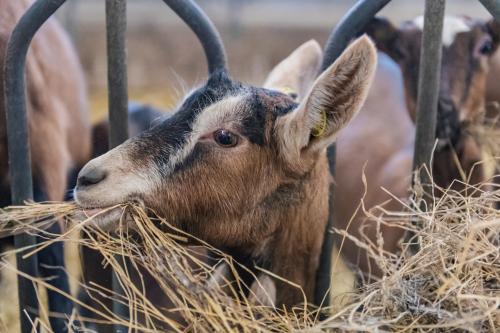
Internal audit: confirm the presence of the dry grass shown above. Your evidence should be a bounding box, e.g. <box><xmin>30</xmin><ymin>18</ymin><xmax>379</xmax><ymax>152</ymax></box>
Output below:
<box><xmin>331</xmin><ymin>177</ymin><xmax>499</xmax><ymax>331</ymax></box>
<box><xmin>0</xmin><ymin>178</ymin><xmax>499</xmax><ymax>332</ymax></box>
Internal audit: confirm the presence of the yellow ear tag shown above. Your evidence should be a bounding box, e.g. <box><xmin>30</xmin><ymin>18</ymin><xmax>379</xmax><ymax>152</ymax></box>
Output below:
<box><xmin>277</xmin><ymin>86</ymin><xmax>298</xmax><ymax>99</ymax></box>
<box><xmin>311</xmin><ymin>110</ymin><xmax>327</xmax><ymax>138</ymax></box>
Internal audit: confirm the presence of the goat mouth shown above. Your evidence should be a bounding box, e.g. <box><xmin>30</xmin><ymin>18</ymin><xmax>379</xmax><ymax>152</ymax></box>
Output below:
<box><xmin>76</xmin><ymin>205</ymin><xmax>131</xmax><ymax>231</ymax></box>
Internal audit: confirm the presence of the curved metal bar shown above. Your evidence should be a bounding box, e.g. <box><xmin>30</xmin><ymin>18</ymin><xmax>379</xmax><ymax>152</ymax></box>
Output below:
<box><xmin>162</xmin><ymin>0</ymin><xmax>228</xmax><ymax>74</ymax></box>
<box><xmin>4</xmin><ymin>1</ymin><xmax>67</xmax><ymax>332</ymax></box>
<box><xmin>315</xmin><ymin>0</ymin><xmax>391</xmax><ymax>308</ymax></box>
<box><xmin>479</xmin><ymin>0</ymin><xmax>500</xmax><ymax>21</ymax></box>
<box><xmin>320</xmin><ymin>0</ymin><xmax>391</xmax><ymax>71</ymax></box>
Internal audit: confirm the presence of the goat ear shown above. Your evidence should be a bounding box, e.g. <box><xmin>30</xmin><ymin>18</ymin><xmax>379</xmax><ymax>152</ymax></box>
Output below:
<box><xmin>277</xmin><ymin>36</ymin><xmax>377</xmax><ymax>157</ymax></box>
<box><xmin>264</xmin><ymin>40</ymin><xmax>323</xmax><ymax>101</ymax></box>
<box><xmin>364</xmin><ymin>17</ymin><xmax>404</xmax><ymax>61</ymax></box>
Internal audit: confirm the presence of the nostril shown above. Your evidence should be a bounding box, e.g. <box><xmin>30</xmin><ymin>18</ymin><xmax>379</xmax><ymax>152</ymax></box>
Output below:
<box><xmin>77</xmin><ymin>167</ymin><xmax>107</xmax><ymax>187</ymax></box>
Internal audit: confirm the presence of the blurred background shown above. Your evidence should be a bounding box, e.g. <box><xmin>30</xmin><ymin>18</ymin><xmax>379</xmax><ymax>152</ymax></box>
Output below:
<box><xmin>53</xmin><ymin>0</ymin><xmax>493</xmax><ymax>122</ymax></box>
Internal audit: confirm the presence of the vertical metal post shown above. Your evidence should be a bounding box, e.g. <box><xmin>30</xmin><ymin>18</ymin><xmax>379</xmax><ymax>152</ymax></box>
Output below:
<box><xmin>4</xmin><ymin>1</ymin><xmax>67</xmax><ymax>332</ymax></box>
<box><xmin>106</xmin><ymin>0</ymin><xmax>129</xmax><ymax>148</ymax></box>
<box><xmin>314</xmin><ymin>0</ymin><xmax>391</xmax><ymax>308</ymax></box>
<box><xmin>412</xmin><ymin>1</ymin><xmax>446</xmax><ymax>191</ymax></box>
<box><xmin>410</xmin><ymin>0</ymin><xmax>446</xmax><ymax>249</ymax></box>
<box><xmin>412</xmin><ymin>0</ymin><xmax>446</xmax><ymax>179</ymax></box>
<box><xmin>106</xmin><ymin>0</ymin><xmax>129</xmax><ymax>331</ymax></box>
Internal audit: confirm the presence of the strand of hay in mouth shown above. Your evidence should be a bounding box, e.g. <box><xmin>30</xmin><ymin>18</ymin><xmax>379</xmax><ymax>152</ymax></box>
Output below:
<box><xmin>1</xmin><ymin>182</ymin><xmax>499</xmax><ymax>332</ymax></box>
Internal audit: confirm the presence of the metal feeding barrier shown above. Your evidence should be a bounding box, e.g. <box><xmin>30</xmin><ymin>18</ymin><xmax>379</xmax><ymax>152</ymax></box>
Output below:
<box><xmin>3</xmin><ymin>0</ymin><xmax>500</xmax><ymax>332</ymax></box>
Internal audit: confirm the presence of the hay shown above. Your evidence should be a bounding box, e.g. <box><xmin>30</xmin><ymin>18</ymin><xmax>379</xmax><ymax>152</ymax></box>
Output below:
<box><xmin>0</xmin><ymin>182</ymin><xmax>499</xmax><ymax>332</ymax></box>
<box><xmin>328</xmin><ymin>179</ymin><xmax>500</xmax><ymax>332</ymax></box>
<box><xmin>0</xmin><ymin>202</ymin><xmax>76</xmax><ymax>239</ymax></box>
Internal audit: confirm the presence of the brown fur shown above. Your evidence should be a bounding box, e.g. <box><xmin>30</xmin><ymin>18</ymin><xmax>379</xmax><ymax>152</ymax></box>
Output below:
<box><xmin>0</xmin><ymin>0</ymin><xmax>90</xmax><ymax>202</ymax></box>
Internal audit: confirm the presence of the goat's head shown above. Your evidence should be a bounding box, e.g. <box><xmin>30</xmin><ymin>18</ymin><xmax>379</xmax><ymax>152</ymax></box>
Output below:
<box><xmin>365</xmin><ymin>16</ymin><xmax>500</xmax><ymax>189</ymax></box>
<box><xmin>74</xmin><ymin>36</ymin><xmax>377</xmax><ymax>248</ymax></box>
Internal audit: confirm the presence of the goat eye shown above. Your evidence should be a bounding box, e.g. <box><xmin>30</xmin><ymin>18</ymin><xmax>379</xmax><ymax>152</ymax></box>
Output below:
<box><xmin>213</xmin><ymin>129</ymin><xmax>238</xmax><ymax>147</ymax></box>
<box><xmin>479</xmin><ymin>40</ymin><xmax>494</xmax><ymax>55</ymax></box>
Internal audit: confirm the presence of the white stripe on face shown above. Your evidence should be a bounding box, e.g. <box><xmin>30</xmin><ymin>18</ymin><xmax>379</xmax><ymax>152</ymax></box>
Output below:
<box><xmin>164</xmin><ymin>95</ymin><xmax>246</xmax><ymax>173</ymax></box>
<box><xmin>73</xmin><ymin>147</ymin><xmax>157</xmax><ymax>208</ymax></box>
<box><xmin>413</xmin><ymin>15</ymin><xmax>470</xmax><ymax>47</ymax></box>
<box><xmin>74</xmin><ymin>95</ymin><xmax>247</xmax><ymax>209</ymax></box>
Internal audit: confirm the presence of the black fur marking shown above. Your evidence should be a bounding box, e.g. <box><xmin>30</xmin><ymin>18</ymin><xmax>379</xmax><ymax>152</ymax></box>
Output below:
<box><xmin>129</xmin><ymin>75</ymin><xmax>297</xmax><ymax>174</ymax></box>
<box><xmin>240</xmin><ymin>88</ymin><xmax>298</xmax><ymax>146</ymax></box>
<box><xmin>241</xmin><ymin>91</ymin><xmax>268</xmax><ymax>146</ymax></box>
<box><xmin>130</xmin><ymin>71</ymin><xmax>242</xmax><ymax>173</ymax></box>
<box><xmin>172</xmin><ymin>143</ymin><xmax>207</xmax><ymax>174</ymax></box>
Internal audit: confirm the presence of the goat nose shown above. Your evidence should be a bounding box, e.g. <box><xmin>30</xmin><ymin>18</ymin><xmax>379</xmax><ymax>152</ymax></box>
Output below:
<box><xmin>77</xmin><ymin>166</ymin><xmax>106</xmax><ymax>187</ymax></box>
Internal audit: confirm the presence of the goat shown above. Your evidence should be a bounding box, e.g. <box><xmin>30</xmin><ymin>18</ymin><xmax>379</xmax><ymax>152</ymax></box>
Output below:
<box><xmin>333</xmin><ymin>16</ymin><xmax>500</xmax><ymax>278</ymax></box>
<box><xmin>75</xmin><ymin>41</ymin><xmax>327</xmax><ymax>332</ymax></box>
<box><xmin>73</xmin><ymin>5</ymin><xmax>378</xmax><ymax>306</ymax></box>
<box><xmin>0</xmin><ymin>0</ymin><xmax>90</xmax><ymax>331</ymax></box>
<box><xmin>76</xmin><ymin>43</ymin><xmax>329</xmax><ymax>331</ymax></box>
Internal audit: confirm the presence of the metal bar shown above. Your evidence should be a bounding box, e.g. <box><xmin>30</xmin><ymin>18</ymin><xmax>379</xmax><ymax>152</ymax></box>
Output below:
<box><xmin>314</xmin><ymin>0</ymin><xmax>391</xmax><ymax>308</ymax></box>
<box><xmin>162</xmin><ymin>0</ymin><xmax>227</xmax><ymax>74</ymax></box>
<box><xmin>4</xmin><ymin>1</ymin><xmax>67</xmax><ymax>332</ymax></box>
<box><xmin>106</xmin><ymin>0</ymin><xmax>129</xmax><ymax>149</ymax></box>
<box><xmin>320</xmin><ymin>0</ymin><xmax>391</xmax><ymax>72</ymax></box>
<box><xmin>105</xmin><ymin>1</ymin><xmax>129</xmax><ymax>331</ymax></box>
<box><xmin>412</xmin><ymin>0</ymin><xmax>446</xmax><ymax>186</ymax></box>
<box><xmin>410</xmin><ymin>0</ymin><xmax>446</xmax><ymax>252</ymax></box>
<box><xmin>479</xmin><ymin>0</ymin><xmax>500</xmax><ymax>21</ymax></box>
<box><xmin>314</xmin><ymin>146</ymin><xmax>336</xmax><ymax>308</ymax></box>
